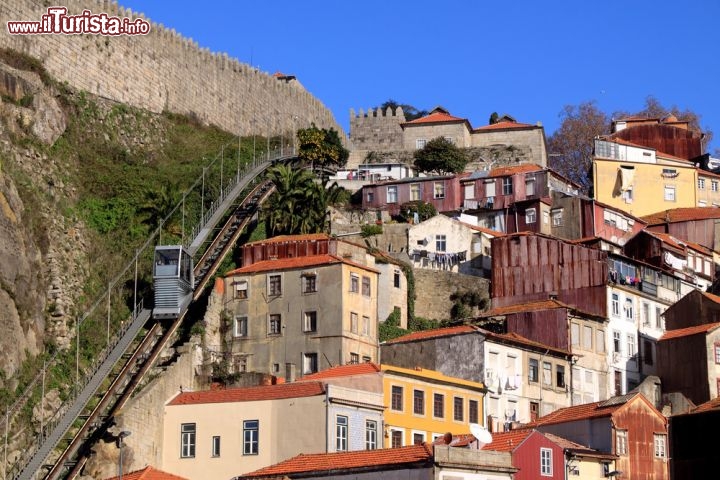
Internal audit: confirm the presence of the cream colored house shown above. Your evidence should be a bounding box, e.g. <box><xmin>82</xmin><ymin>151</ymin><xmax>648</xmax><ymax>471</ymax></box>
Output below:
<box><xmin>162</xmin><ymin>381</ymin><xmax>384</xmax><ymax>480</ymax></box>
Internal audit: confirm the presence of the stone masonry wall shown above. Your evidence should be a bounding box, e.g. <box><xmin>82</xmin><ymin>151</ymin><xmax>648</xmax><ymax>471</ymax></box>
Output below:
<box><xmin>413</xmin><ymin>269</ymin><xmax>489</xmax><ymax>321</ymax></box>
<box><xmin>349</xmin><ymin>106</ymin><xmax>405</xmax><ymax>151</ymax></box>
<box><xmin>0</xmin><ymin>0</ymin><xmax>344</xmax><ymax>139</ymax></box>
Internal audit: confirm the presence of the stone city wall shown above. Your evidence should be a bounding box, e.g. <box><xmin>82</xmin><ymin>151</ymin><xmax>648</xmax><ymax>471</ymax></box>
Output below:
<box><xmin>0</xmin><ymin>0</ymin><xmax>344</xmax><ymax>139</ymax></box>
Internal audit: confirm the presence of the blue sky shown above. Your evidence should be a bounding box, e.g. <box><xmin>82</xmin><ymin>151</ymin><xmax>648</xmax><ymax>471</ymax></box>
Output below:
<box><xmin>120</xmin><ymin>1</ymin><xmax>720</xmax><ymax>153</ymax></box>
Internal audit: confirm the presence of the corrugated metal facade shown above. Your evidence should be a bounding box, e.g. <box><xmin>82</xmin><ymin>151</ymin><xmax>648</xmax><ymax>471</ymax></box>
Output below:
<box><xmin>241</xmin><ymin>238</ymin><xmax>334</xmax><ymax>267</ymax></box>
<box><xmin>612</xmin><ymin>398</ymin><xmax>669</xmax><ymax>480</ymax></box>
<box><xmin>612</xmin><ymin>123</ymin><xmax>702</xmax><ymax>160</ymax></box>
<box><xmin>491</xmin><ymin>233</ymin><xmax>609</xmax><ymax>318</ymax></box>
<box><xmin>646</xmin><ymin>218</ymin><xmax>720</xmax><ymax>252</ymax></box>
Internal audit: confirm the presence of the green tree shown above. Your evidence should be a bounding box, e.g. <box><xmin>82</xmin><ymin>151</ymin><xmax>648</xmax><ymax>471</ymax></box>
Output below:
<box><xmin>296</xmin><ymin>124</ymin><xmax>349</xmax><ymax>180</ymax></box>
<box><xmin>397</xmin><ymin>200</ymin><xmax>437</xmax><ymax>223</ymax></box>
<box><xmin>377</xmin><ymin>99</ymin><xmax>428</xmax><ymax>121</ymax></box>
<box><xmin>137</xmin><ymin>180</ymin><xmax>183</xmax><ymax>236</ymax></box>
<box><xmin>413</xmin><ymin>136</ymin><xmax>469</xmax><ymax>175</ymax></box>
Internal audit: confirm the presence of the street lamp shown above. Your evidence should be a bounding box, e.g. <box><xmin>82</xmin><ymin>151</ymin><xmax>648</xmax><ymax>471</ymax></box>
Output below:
<box><xmin>117</xmin><ymin>430</ymin><xmax>131</xmax><ymax>480</ymax></box>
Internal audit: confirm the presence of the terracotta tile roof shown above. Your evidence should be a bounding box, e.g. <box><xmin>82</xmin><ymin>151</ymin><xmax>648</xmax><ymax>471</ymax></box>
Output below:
<box><xmin>488</xmin><ymin>164</ymin><xmax>544</xmax><ymax>178</ymax></box>
<box><xmin>527</xmin><ymin>394</ymin><xmax>638</xmax><ymax>427</ymax></box>
<box><xmin>104</xmin><ymin>466</ymin><xmax>189</xmax><ymax>480</ymax></box>
<box><xmin>483</xmin><ymin>430</ymin><xmax>534</xmax><ymax>452</ymax></box>
<box><xmin>225</xmin><ymin>254</ymin><xmax>379</xmax><ymax>276</ymax></box>
<box><xmin>697</xmin><ymin>169</ymin><xmax>720</xmax><ymax>179</ymax></box>
<box><xmin>641</xmin><ymin>207</ymin><xmax>720</xmax><ymax>225</ymax></box>
<box><xmin>474</xmin><ymin>121</ymin><xmax>536</xmax><ymax>131</ymax></box>
<box><xmin>480</xmin><ymin>299</ymin><xmax>571</xmax><ymax>316</ymax></box>
<box><xmin>658</xmin><ymin>322</ymin><xmax>720</xmax><ymax>341</ymax></box>
<box><xmin>383</xmin><ymin>325</ymin><xmax>477</xmax><ymax>345</ymax></box>
<box><xmin>167</xmin><ymin>381</ymin><xmax>326</xmax><ymax>406</ymax></box>
<box><xmin>689</xmin><ymin>395</ymin><xmax>720</xmax><ymax>413</ymax></box>
<box><xmin>244</xmin><ymin>233</ymin><xmax>331</xmax><ymax>246</ymax></box>
<box><xmin>239</xmin><ymin>444</ymin><xmax>433</xmax><ymax>478</ymax></box>
<box><xmin>701</xmin><ymin>291</ymin><xmax>720</xmax><ymax>305</ymax></box>
<box><xmin>403</xmin><ymin>111</ymin><xmax>467</xmax><ymax>125</ymax></box>
<box><xmin>298</xmin><ymin>362</ymin><xmax>381</xmax><ymax>380</ymax></box>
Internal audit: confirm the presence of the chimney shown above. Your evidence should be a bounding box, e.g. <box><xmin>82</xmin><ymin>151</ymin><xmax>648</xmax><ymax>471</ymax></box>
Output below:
<box><xmin>285</xmin><ymin>363</ymin><xmax>296</xmax><ymax>383</ymax></box>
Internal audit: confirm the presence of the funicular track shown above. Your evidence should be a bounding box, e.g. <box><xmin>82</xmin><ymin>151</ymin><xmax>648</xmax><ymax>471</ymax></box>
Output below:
<box><xmin>13</xmin><ymin>154</ymin><xmax>294</xmax><ymax>480</ymax></box>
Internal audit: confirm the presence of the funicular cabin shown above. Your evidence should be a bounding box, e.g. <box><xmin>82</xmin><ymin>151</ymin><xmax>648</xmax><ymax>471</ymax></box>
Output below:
<box><xmin>153</xmin><ymin>245</ymin><xmax>194</xmax><ymax>319</ymax></box>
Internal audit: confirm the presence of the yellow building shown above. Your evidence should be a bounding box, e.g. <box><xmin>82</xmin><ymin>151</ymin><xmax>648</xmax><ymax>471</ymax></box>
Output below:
<box><xmin>593</xmin><ymin>138</ymin><xmax>698</xmax><ymax>217</ymax></box>
<box><xmin>380</xmin><ymin>364</ymin><xmax>486</xmax><ymax>448</ymax></box>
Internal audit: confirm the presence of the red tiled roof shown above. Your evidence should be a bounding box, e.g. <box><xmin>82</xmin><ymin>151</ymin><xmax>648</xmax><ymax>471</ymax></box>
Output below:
<box><xmin>483</xmin><ymin>430</ymin><xmax>534</xmax><ymax>452</ymax></box>
<box><xmin>104</xmin><ymin>467</ymin><xmax>189</xmax><ymax>480</ymax></box>
<box><xmin>697</xmin><ymin>168</ymin><xmax>720</xmax><ymax>179</ymax></box>
<box><xmin>298</xmin><ymin>362</ymin><xmax>381</xmax><ymax>380</ymax></box>
<box><xmin>527</xmin><ymin>394</ymin><xmax>655</xmax><ymax>428</ymax></box>
<box><xmin>701</xmin><ymin>291</ymin><xmax>720</xmax><ymax>305</ymax></box>
<box><xmin>689</xmin><ymin>395</ymin><xmax>720</xmax><ymax>413</ymax></box>
<box><xmin>383</xmin><ymin>325</ymin><xmax>477</xmax><ymax>345</ymax></box>
<box><xmin>642</xmin><ymin>230</ymin><xmax>711</xmax><ymax>255</ymax></box>
<box><xmin>641</xmin><ymin>207</ymin><xmax>720</xmax><ymax>225</ymax></box>
<box><xmin>245</xmin><ymin>233</ymin><xmax>331</xmax><ymax>246</ymax></box>
<box><xmin>225</xmin><ymin>254</ymin><xmax>379</xmax><ymax>276</ymax></box>
<box><xmin>488</xmin><ymin>163</ymin><xmax>544</xmax><ymax>178</ymax></box>
<box><xmin>474</xmin><ymin>121</ymin><xmax>536</xmax><ymax>131</ymax></box>
<box><xmin>239</xmin><ymin>444</ymin><xmax>433</xmax><ymax>478</ymax></box>
<box><xmin>167</xmin><ymin>382</ymin><xmax>326</xmax><ymax>406</ymax></box>
<box><xmin>658</xmin><ymin>322</ymin><xmax>720</xmax><ymax>341</ymax></box>
<box><xmin>403</xmin><ymin>111</ymin><xmax>467</xmax><ymax>125</ymax></box>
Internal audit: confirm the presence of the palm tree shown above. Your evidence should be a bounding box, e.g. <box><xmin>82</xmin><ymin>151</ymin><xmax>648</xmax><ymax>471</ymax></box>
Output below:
<box><xmin>138</xmin><ymin>180</ymin><xmax>183</xmax><ymax>238</ymax></box>
<box><xmin>263</xmin><ymin>164</ymin><xmax>321</xmax><ymax>236</ymax></box>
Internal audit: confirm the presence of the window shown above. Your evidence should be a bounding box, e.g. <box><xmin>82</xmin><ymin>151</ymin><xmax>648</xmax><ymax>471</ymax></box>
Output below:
<box><xmin>350</xmin><ymin>312</ymin><xmax>358</xmax><ymax>333</ymax></box>
<box><xmin>336</xmin><ymin>415</ymin><xmax>348</xmax><ymax>451</ymax></box>
<box><xmin>644</xmin><ymin>339</ymin><xmax>654</xmax><ymax>365</ymax></box>
<box><xmin>529</xmin><ymin>358</ymin><xmax>539</xmax><ymax>382</ymax></box>
<box><xmin>391</xmin><ymin>430</ymin><xmax>403</xmax><ymax>448</ymax></box>
<box><xmin>525</xmin><ymin>177</ymin><xmax>536</xmax><ymax>196</ymax></box>
<box><xmin>622</xmin><ymin>187</ymin><xmax>633</xmax><ymax>203</ymax></box>
<box><xmin>487</xmin><ymin>214</ymin><xmax>497</xmax><ymax>230</ymax></box>
<box><xmin>664</xmin><ymin>185</ymin><xmax>676</xmax><ymax>202</ymax></box>
<box><xmin>362</xmin><ymin>276</ymin><xmax>371</xmax><ymax>296</ymax></box>
<box><xmin>366</xmin><ymin>190</ymin><xmax>374</xmax><ymax>203</ymax></box>
<box><xmin>365</xmin><ymin>420</ymin><xmax>377</xmax><ymax>450</ymax></box>
<box><xmin>616</xmin><ymin>429</ymin><xmax>628</xmax><ymax>455</ymax></box>
<box><xmin>303</xmin><ymin>353</ymin><xmax>318</xmax><ymax>374</ymax></box>
<box><xmin>699</xmin><ymin>178</ymin><xmax>706</xmax><ymax>189</ymax></box>
<box><xmin>212</xmin><ymin>436</ymin><xmax>221</xmax><ymax>457</ymax></box>
<box><xmin>362</xmin><ymin>315</ymin><xmax>370</xmax><ymax>335</ymax></box>
<box><xmin>570</xmin><ymin>323</ymin><xmax>580</xmax><ymax>346</ymax></box>
<box><xmin>410</xmin><ymin>183</ymin><xmax>421</xmax><ymax>201</ymax></box>
<box><xmin>582</xmin><ymin>325</ymin><xmax>593</xmax><ymax>350</ymax></box>
<box><xmin>596</xmin><ymin>329</ymin><xmax>606</xmax><ymax>353</ymax></box>
<box><xmin>611</xmin><ymin>293</ymin><xmax>620</xmax><ymax>316</ymax></box>
<box><xmin>350</xmin><ymin>274</ymin><xmax>359</xmax><ymax>293</ymax></box>
<box><xmin>541</xmin><ymin>448</ymin><xmax>553</xmax><ymax>476</ymax></box>
<box><xmin>469</xmin><ymin>400</ymin><xmax>479</xmax><ymax>424</ymax></box>
<box><xmin>363</xmin><ymin>355</ymin><xmax>371</xmax><ymax>363</ymax></box>
<box><xmin>243</xmin><ymin>420</ymin><xmax>259</xmax><ymax>455</ymax></box>
<box><xmin>268</xmin><ymin>274</ymin><xmax>282</xmax><ymax>296</ymax></box>
<box><xmin>387</xmin><ymin>185</ymin><xmax>398</xmax><ymax>203</ymax></box>
<box><xmin>269</xmin><ymin>314</ymin><xmax>282</xmax><ymax>335</ymax></box>
<box><xmin>413</xmin><ymin>390</ymin><xmax>425</xmax><ymax>415</ymax></box>
<box><xmin>654</xmin><ymin>433</ymin><xmax>667</xmax><ymax>458</ymax></box>
<box><xmin>662</xmin><ymin>168</ymin><xmax>677</xmax><ymax>177</ymax></box>
<box><xmin>434</xmin><ymin>182</ymin><xmax>446</xmax><ymax>199</ymax></box>
<box><xmin>642</xmin><ymin>302</ymin><xmax>650</xmax><ymax>326</ymax></box>
<box><xmin>350</xmin><ymin>352</ymin><xmax>359</xmax><ymax>364</ymax></box>
<box><xmin>391</xmin><ymin>385</ymin><xmax>403</xmax><ymax>411</ymax></box>
<box><xmin>627</xmin><ymin>334</ymin><xmax>636</xmax><ymax>358</ymax></box>
<box><xmin>624</xmin><ymin>298</ymin><xmax>633</xmax><ymax>321</ymax></box>
<box><xmin>551</xmin><ymin>209</ymin><xmax>563</xmax><ymax>226</ymax></box>
<box><xmin>543</xmin><ymin>211</ymin><xmax>549</xmax><ymax>224</ymax></box>
<box><xmin>234</xmin><ymin>281</ymin><xmax>248</xmax><ymax>299</ymax></box>
<box><xmin>543</xmin><ymin>362</ymin><xmax>552</xmax><ymax>386</ymax></box>
<box><xmin>394</xmin><ymin>270</ymin><xmax>401</xmax><ymax>288</ymax></box>
<box><xmin>556</xmin><ymin>365</ymin><xmax>566</xmax><ymax>388</ymax></box>
<box><xmin>453</xmin><ymin>397</ymin><xmax>464</xmax><ymax>421</ymax></box>
<box><xmin>273</xmin><ymin>363</ymin><xmax>280</xmax><ymax>373</ymax></box>
<box><xmin>715</xmin><ymin>344</ymin><xmax>720</xmax><ymax>364</ymax></box>
<box><xmin>413</xmin><ymin>432</ymin><xmax>425</xmax><ymax>445</ymax></box>
<box><xmin>302</xmin><ymin>274</ymin><xmax>317</xmax><ymax>293</ymax></box>
<box><xmin>433</xmin><ymin>393</ymin><xmax>444</xmax><ymax>418</ymax></box>
<box><xmin>502</xmin><ymin>177</ymin><xmax>513</xmax><ymax>195</ymax></box>
<box><xmin>416</xmin><ymin>138</ymin><xmax>427</xmax><ymax>149</ymax></box>
<box><xmin>436</xmin><ymin>234</ymin><xmax>447</xmax><ymax>252</ymax></box>
<box><xmin>303</xmin><ymin>311</ymin><xmax>317</xmax><ymax>333</ymax></box>
<box><xmin>713</xmin><ymin>180</ymin><xmax>718</xmax><ymax>192</ymax></box>
<box><xmin>181</xmin><ymin>423</ymin><xmax>196</xmax><ymax>458</ymax></box>
<box><xmin>464</xmin><ymin>182</ymin><xmax>475</xmax><ymax>199</ymax></box>
<box><xmin>525</xmin><ymin>208</ymin><xmax>537</xmax><ymax>224</ymax></box>
<box><xmin>232</xmin><ymin>314</ymin><xmax>249</xmax><ymax>337</ymax></box>
<box><xmin>613</xmin><ymin>331</ymin><xmax>621</xmax><ymax>353</ymax></box>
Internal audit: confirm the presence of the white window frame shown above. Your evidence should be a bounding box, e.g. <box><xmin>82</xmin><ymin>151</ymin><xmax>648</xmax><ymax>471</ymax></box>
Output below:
<box><xmin>234</xmin><ymin>316</ymin><xmax>248</xmax><ymax>337</ymax></box>
<box><xmin>616</xmin><ymin>429</ymin><xmax>628</xmax><ymax>456</ymax></box>
<box><xmin>303</xmin><ymin>311</ymin><xmax>317</xmax><ymax>333</ymax></box>
<box><xmin>212</xmin><ymin>435</ymin><xmax>221</xmax><ymax>457</ymax></box>
<box><xmin>416</xmin><ymin>138</ymin><xmax>427</xmax><ymax>149</ymax></box>
<box><xmin>525</xmin><ymin>208</ymin><xmax>537</xmax><ymax>224</ymax></box>
<box><xmin>654</xmin><ymin>434</ymin><xmax>667</xmax><ymax>458</ymax></box>
<box><xmin>243</xmin><ymin>420</ymin><xmax>259</xmax><ymax>455</ymax></box>
<box><xmin>234</xmin><ymin>280</ymin><xmax>248</xmax><ymax>299</ymax></box>
<box><xmin>664</xmin><ymin>185</ymin><xmax>676</xmax><ymax>202</ymax></box>
<box><xmin>436</xmin><ymin>234</ymin><xmax>447</xmax><ymax>252</ymax></box>
<box><xmin>551</xmin><ymin>209</ymin><xmax>563</xmax><ymax>226</ymax></box>
<box><xmin>268</xmin><ymin>314</ymin><xmax>282</xmax><ymax>335</ymax></box>
<box><xmin>540</xmin><ymin>447</ymin><xmax>553</xmax><ymax>476</ymax></box>
<box><xmin>181</xmin><ymin>423</ymin><xmax>196</xmax><ymax>458</ymax></box>
<box><xmin>303</xmin><ymin>352</ymin><xmax>318</xmax><ymax>374</ymax></box>
<box><xmin>410</xmin><ymin>183</ymin><xmax>421</xmax><ymax>201</ymax></box>
<box><xmin>434</xmin><ymin>182</ymin><xmax>446</xmax><ymax>199</ymax></box>
<box><xmin>502</xmin><ymin>177</ymin><xmax>513</xmax><ymax>195</ymax></box>
<box><xmin>365</xmin><ymin>419</ymin><xmax>377</xmax><ymax>450</ymax></box>
<box><xmin>611</xmin><ymin>293</ymin><xmax>620</xmax><ymax>316</ymax></box>
<box><xmin>268</xmin><ymin>274</ymin><xmax>282</xmax><ymax>297</ymax></box>
<box><xmin>699</xmin><ymin>178</ymin><xmax>706</xmax><ymax>189</ymax></box>
<box><xmin>336</xmin><ymin>415</ymin><xmax>348</xmax><ymax>451</ymax></box>
<box><xmin>464</xmin><ymin>182</ymin><xmax>475</xmax><ymax>199</ymax></box>
<box><xmin>387</xmin><ymin>185</ymin><xmax>398</xmax><ymax>203</ymax></box>
<box><xmin>713</xmin><ymin>180</ymin><xmax>718</xmax><ymax>192</ymax></box>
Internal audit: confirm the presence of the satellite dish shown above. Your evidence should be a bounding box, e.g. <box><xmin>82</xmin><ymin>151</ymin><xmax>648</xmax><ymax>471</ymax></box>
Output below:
<box><xmin>470</xmin><ymin>423</ymin><xmax>493</xmax><ymax>447</ymax></box>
